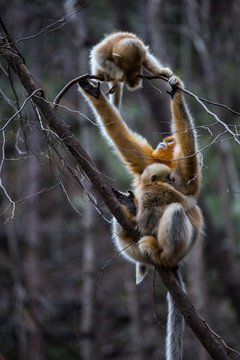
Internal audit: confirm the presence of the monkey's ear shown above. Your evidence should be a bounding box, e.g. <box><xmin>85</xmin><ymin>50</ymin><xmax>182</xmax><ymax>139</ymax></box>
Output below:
<box><xmin>112</xmin><ymin>52</ymin><xmax>123</xmax><ymax>58</ymax></box>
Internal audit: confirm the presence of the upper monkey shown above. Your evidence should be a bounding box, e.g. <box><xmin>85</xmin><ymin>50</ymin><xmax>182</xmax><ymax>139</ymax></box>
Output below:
<box><xmin>90</xmin><ymin>32</ymin><xmax>173</xmax><ymax>108</ymax></box>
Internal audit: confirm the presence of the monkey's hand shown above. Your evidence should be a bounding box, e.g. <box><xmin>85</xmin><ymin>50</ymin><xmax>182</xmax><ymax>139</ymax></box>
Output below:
<box><xmin>167</xmin><ymin>75</ymin><xmax>184</xmax><ymax>99</ymax></box>
<box><xmin>158</xmin><ymin>67</ymin><xmax>173</xmax><ymax>78</ymax></box>
<box><xmin>112</xmin><ymin>188</ymin><xmax>137</xmax><ymax>217</ymax></box>
<box><xmin>78</xmin><ymin>78</ymin><xmax>100</xmax><ymax>99</ymax></box>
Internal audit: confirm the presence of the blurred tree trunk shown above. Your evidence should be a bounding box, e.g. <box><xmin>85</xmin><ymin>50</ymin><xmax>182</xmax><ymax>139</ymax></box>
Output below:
<box><xmin>147</xmin><ymin>0</ymin><xmax>169</xmax><ymax>63</ymax></box>
<box><xmin>5</xmin><ymin>223</ymin><xmax>27</xmax><ymax>360</ymax></box>
<box><xmin>25</xmin><ymin>121</ymin><xmax>44</xmax><ymax>360</ymax></box>
<box><xmin>125</xmin><ymin>276</ymin><xmax>143</xmax><ymax>360</ymax></box>
<box><xmin>109</xmin><ymin>0</ymin><xmax>132</xmax><ymax>31</ymax></box>
<box><xmin>22</xmin><ymin>5</ymin><xmax>52</xmax><ymax>357</ymax></box>
<box><xmin>187</xmin><ymin>241</ymin><xmax>211</xmax><ymax>360</ymax></box>
<box><xmin>66</xmin><ymin>1</ymin><xmax>97</xmax><ymax>358</ymax></box>
<box><xmin>185</xmin><ymin>0</ymin><xmax>240</xmax><ymax>320</ymax></box>
<box><xmin>78</xmin><ymin>120</ymin><xmax>97</xmax><ymax>360</ymax></box>
<box><xmin>140</xmin><ymin>0</ymin><xmax>172</xmax><ymax>137</ymax></box>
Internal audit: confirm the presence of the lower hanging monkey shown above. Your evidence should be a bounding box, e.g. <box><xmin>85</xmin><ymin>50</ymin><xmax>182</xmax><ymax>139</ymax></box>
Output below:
<box><xmin>78</xmin><ymin>76</ymin><xmax>204</xmax><ymax>360</ymax></box>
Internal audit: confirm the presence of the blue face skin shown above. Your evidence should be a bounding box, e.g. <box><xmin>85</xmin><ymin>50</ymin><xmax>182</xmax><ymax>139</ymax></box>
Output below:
<box><xmin>156</xmin><ymin>138</ymin><xmax>175</xmax><ymax>150</ymax></box>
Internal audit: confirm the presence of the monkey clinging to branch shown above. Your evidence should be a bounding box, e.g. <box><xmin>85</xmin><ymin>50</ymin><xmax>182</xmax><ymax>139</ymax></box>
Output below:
<box><xmin>78</xmin><ymin>74</ymin><xmax>204</xmax><ymax>360</ymax></box>
<box><xmin>90</xmin><ymin>31</ymin><xmax>173</xmax><ymax>108</ymax></box>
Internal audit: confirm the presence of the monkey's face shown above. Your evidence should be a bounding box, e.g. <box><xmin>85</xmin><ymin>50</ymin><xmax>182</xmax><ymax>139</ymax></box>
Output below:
<box><xmin>152</xmin><ymin>136</ymin><xmax>176</xmax><ymax>165</ymax></box>
<box><xmin>141</xmin><ymin>163</ymin><xmax>173</xmax><ymax>186</ymax></box>
<box><xmin>124</xmin><ymin>66</ymin><xmax>142</xmax><ymax>87</ymax></box>
<box><xmin>123</xmin><ymin>73</ymin><xmax>141</xmax><ymax>89</ymax></box>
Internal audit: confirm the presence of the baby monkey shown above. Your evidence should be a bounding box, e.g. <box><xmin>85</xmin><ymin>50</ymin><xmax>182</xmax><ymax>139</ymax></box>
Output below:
<box><xmin>90</xmin><ymin>31</ymin><xmax>173</xmax><ymax>108</ymax></box>
<box><xmin>113</xmin><ymin>163</ymin><xmax>202</xmax><ymax>284</ymax></box>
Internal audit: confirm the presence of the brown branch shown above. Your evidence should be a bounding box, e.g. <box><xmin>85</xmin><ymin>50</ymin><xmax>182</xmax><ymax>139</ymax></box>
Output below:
<box><xmin>52</xmin><ymin>74</ymin><xmax>104</xmax><ymax>109</ymax></box>
<box><xmin>53</xmin><ymin>72</ymin><xmax>240</xmax><ymax>117</ymax></box>
<box><xmin>139</xmin><ymin>75</ymin><xmax>240</xmax><ymax>116</ymax></box>
<box><xmin>0</xmin><ymin>34</ymin><xmax>233</xmax><ymax>360</ymax></box>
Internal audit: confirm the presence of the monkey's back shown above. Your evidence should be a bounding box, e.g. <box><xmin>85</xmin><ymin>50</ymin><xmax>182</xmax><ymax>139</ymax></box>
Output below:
<box><xmin>93</xmin><ymin>32</ymin><xmax>139</xmax><ymax>60</ymax></box>
<box><xmin>136</xmin><ymin>184</ymin><xmax>186</xmax><ymax>237</ymax></box>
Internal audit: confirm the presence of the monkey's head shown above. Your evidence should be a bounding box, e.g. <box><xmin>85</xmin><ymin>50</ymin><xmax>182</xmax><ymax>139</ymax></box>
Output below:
<box><xmin>141</xmin><ymin>163</ymin><xmax>174</xmax><ymax>186</ymax></box>
<box><xmin>152</xmin><ymin>136</ymin><xmax>176</xmax><ymax>168</ymax></box>
<box><xmin>113</xmin><ymin>38</ymin><xmax>146</xmax><ymax>89</ymax></box>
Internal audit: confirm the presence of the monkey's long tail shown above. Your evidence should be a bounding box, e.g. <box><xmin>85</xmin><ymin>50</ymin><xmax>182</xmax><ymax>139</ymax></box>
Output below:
<box><xmin>165</xmin><ymin>268</ymin><xmax>185</xmax><ymax>360</ymax></box>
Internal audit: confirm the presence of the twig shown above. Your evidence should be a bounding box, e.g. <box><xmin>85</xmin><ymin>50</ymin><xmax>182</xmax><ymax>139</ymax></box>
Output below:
<box><xmin>200</xmin><ymin>316</ymin><xmax>240</xmax><ymax>357</ymax></box>
<box><xmin>0</xmin><ymin>88</ymin><xmax>43</xmax><ymax>131</ymax></box>
<box><xmin>138</xmin><ymin>74</ymin><xmax>240</xmax><ymax>116</ymax></box>
<box><xmin>52</xmin><ymin>74</ymin><xmax>104</xmax><ymax>109</ymax></box>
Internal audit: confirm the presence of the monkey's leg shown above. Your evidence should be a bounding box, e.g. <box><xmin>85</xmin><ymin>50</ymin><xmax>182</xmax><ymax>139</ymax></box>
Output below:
<box><xmin>108</xmin><ymin>81</ymin><xmax>123</xmax><ymax>109</ymax></box>
<box><xmin>138</xmin><ymin>235</ymin><xmax>164</xmax><ymax>264</ymax></box>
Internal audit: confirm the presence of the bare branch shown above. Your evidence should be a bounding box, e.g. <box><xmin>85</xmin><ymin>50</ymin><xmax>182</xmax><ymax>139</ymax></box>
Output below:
<box><xmin>52</xmin><ymin>74</ymin><xmax>104</xmax><ymax>109</ymax></box>
<box><xmin>0</xmin><ymin>3</ymin><xmax>88</xmax><ymax>46</ymax></box>
<box><xmin>0</xmin><ymin>130</ymin><xmax>16</xmax><ymax>221</ymax></box>
<box><xmin>0</xmin><ymin>88</ymin><xmax>42</xmax><ymax>132</ymax></box>
<box><xmin>53</xmin><ymin>73</ymin><xmax>240</xmax><ymax>145</ymax></box>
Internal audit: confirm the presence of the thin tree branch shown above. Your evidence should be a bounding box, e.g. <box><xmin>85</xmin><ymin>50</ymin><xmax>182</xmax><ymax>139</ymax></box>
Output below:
<box><xmin>0</xmin><ymin>34</ymin><xmax>233</xmax><ymax>360</ymax></box>
<box><xmin>53</xmin><ymin>73</ymin><xmax>240</xmax><ymax>117</ymax></box>
<box><xmin>52</xmin><ymin>74</ymin><xmax>104</xmax><ymax>109</ymax></box>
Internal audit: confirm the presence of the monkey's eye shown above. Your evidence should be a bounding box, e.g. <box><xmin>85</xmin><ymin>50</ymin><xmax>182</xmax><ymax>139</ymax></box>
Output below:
<box><xmin>165</xmin><ymin>138</ymin><xmax>175</xmax><ymax>145</ymax></box>
<box><xmin>151</xmin><ymin>175</ymin><xmax>157</xmax><ymax>182</ymax></box>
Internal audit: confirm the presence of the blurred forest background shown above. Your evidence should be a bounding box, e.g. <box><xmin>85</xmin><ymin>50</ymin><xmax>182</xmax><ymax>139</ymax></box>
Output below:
<box><xmin>0</xmin><ymin>0</ymin><xmax>240</xmax><ymax>359</ymax></box>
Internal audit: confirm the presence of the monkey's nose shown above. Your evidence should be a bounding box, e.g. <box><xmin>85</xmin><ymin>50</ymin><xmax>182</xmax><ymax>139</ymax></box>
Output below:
<box><xmin>157</xmin><ymin>142</ymin><xmax>167</xmax><ymax>149</ymax></box>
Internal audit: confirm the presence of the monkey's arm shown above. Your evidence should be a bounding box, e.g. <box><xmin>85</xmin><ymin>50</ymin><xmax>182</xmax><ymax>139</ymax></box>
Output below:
<box><xmin>142</xmin><ymin>52</ymin><xmax>173</xmax><ymax>78</ymax></box>
<box><xmin>78</xmin><ymin>79</ymin><xmax>154</xmax><ymax>174</ymax></box>
<box><xmin>169</xmin><ymin>77</ymin><xmax>200</xmax><ymax>196</ymax></box>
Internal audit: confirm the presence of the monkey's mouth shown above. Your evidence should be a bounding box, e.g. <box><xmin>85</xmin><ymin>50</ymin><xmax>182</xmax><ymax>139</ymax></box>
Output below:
<box><xmin>128</xmin><ymin>78</ymin><xmax>138</xmax><ymax>86</ymax></box>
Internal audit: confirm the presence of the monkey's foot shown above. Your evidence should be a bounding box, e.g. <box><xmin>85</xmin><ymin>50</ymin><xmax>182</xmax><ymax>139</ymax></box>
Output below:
<box><xmin>138</xmin><ymin>236</ymin><xmax>163</xmax><ymax>264</ymax></box>
<box><xmin>78</xmin><ymin>78</ymin><xmax>100</xmax><ymax>99</ymax></box>
<box><xmin>167</xmin><ymin>75</ymin><xmax>183</xmax><ymax>98</ymax></box>
<box><xmin>157</xmin><ymin>251</ymin><xmax>178</xmax><ymax>268</ymax></box>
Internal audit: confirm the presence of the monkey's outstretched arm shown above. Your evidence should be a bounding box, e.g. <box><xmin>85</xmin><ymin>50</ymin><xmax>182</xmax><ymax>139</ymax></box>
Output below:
<box><xmin>142</xmin><ymin>52</ymin><xmax>173</xmax><ymax>78</ymax></box>
<box><xmin>169</xmin><ymin>76</ymin><xmax>200</xmax><ymax>196</ymax></box>
<box><xmin>78</xmin><ymin>79</ymin><xmax>154</xmax><ymax>174</ymax></box>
